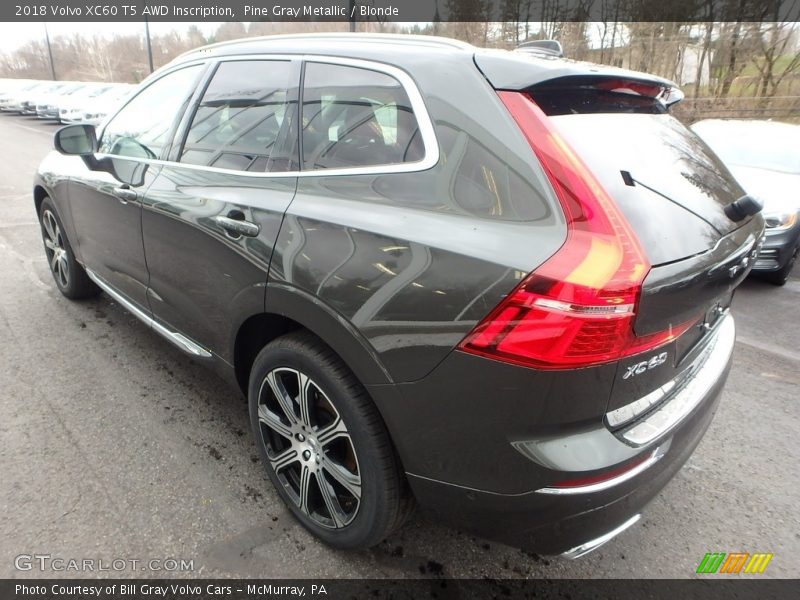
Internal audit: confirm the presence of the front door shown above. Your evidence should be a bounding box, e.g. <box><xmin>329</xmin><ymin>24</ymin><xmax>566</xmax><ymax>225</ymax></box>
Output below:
<box><xmin>68</xmin><ymin>64</ymin><xmax>206</xmax><ymax>308</ymax></box>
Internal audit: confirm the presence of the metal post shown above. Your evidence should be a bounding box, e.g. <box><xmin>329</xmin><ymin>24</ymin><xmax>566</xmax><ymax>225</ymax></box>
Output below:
<box><xmin>44</xmin><ymin>22</ymin><xmax>57</xmax><ymax>80</ymax></box>
<box><xmin>144</xmin><ymin>18</ymin><xmax>154</xmax><ymax>73</ymax></box>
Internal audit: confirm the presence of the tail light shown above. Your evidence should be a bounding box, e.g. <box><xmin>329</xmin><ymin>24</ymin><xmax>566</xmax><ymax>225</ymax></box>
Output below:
<box><xmin>458</xmin><ymin>91</ymin><xmax>694</xmax><ymax>369</ymax></box>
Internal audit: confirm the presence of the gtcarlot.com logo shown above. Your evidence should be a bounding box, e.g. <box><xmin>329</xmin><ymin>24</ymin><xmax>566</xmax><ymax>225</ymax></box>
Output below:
<box><xmin>14</xmin><ymin>554</ymin><xmax>194</xmax><ymax>572</ymax></box>
<box><xmin>696</xmin><ymin>552</ymin><xmax>773</xmax><ymax>574</ymax></box>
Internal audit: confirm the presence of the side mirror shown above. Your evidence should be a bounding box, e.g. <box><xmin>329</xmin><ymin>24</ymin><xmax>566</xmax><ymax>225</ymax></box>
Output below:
<box><xmin>54</xmin><ymin>124</ymin><xmax>97</xmax><ymax>156</ymax></box>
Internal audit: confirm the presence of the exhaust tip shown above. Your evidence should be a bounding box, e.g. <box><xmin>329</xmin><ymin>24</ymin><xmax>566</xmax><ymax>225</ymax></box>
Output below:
<box><xmin>559</xmin><ymin>514</ymin><xmax>641</xmax><ymax>560</ymax></box>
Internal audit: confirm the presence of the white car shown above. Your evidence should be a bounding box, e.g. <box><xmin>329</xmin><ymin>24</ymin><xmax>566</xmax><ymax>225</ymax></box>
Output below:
<box><xmin>57</xmin><ymin>83</ymin><xmax>116</xmax><ymax>123</ymax></box>
<box><xmin>0</xmin><ymin>79</ymin><xmax>38</xmax><ymax>111</ymax></box>
<box><xmin>3</xmin><ymin>81</ymin><xmax>47</xmax><ymax>112</ymax></box>
<box><xmin>692</xmin><ymin>119</ymin><xmax>800</xmax><ymax>285</ymax></box>
<box><xmin>66</xmin><ymin>84</ymin><xmax>134</xmax><ymax>125</ymax></box>
<box><xmin>36</xmin><ymin>82</ymin><xmax>86</xmax><ymax>119</ymax></box>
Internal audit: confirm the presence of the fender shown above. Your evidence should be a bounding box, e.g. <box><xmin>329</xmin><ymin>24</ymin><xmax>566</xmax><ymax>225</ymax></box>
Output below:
<box><xmin>33</xmin><ymin>161</ymin><xmax>82</xmax><ymax>264</ymax></box>
<box><xmin>264</xmin><ymin>282</ymin><xmax>393</xmax><ymax>386</ymax></box>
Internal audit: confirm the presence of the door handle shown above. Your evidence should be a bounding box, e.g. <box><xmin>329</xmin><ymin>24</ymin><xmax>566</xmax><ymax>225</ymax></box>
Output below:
<box><xmin>111</xmin><ymin>186</ymin><xmax>138</xmax><ymax>203</ymax></box>
<box><xmin>214</xmin><ymin>215</ymin><xmax>260</xmax><ymax>238</ymax></box>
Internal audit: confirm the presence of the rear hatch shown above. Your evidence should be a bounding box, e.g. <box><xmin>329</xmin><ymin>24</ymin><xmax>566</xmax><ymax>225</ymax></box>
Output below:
<box><xmin>476</xmin><ymin>51</ymin><xmax>764</xmax><ymax>419</ymax></box>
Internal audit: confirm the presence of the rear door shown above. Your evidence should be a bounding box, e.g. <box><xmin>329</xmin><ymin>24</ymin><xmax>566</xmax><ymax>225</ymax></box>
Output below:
<box><xmin>140</xmin><ymin>58</ymin><xmax>300</xmax><ymax>362</ymax></box>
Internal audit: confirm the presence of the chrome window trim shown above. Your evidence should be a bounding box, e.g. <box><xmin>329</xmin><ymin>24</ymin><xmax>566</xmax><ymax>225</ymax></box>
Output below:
<box><xmin>96</xmin><ymin>54</ymin><xmax>440</xmax><ymax>179</ymax></box>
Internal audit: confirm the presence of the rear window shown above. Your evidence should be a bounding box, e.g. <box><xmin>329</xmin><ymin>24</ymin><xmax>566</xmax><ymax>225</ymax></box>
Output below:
<box><xmin>548</xmin><ymin>111</ymin><xmax>746</xmax><ymax>264</ymax></box>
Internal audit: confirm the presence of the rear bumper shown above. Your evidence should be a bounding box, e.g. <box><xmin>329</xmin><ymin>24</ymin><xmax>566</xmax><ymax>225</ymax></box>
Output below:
<box><xmin>392</xmin><ymin>316</ymin><xmax>734</xmax><ymax>556</ymax></box>
<box><xmin>407</xmin><ymin>371</ymin><xmax>725</xmax><ymax>555</ymax></box>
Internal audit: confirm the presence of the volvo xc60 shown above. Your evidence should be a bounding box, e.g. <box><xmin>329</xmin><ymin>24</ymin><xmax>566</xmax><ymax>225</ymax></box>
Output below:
<box><xmin>35</xmin><ymin>34</ymin><xmax>763</xmax><ymax>557</ymax></box>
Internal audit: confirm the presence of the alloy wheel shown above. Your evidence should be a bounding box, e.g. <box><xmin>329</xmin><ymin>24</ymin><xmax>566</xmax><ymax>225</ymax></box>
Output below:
<box><xmin>41</xmin><ymin>209</ymin><xmax>69</xmax><ymax>288</ymax></box>
<box><xmin>257</xmin><ymin>367</ymin><xmax>361</xmax><ymax>529</ymax></box>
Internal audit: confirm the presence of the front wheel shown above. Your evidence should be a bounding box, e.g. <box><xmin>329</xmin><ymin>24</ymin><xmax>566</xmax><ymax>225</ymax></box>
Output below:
<box><xmin>248</xmin><ymin>331</ymin><xmax>412</xmax><ymax>549</ymax></box>
<box><xmin>38</xmin><ymin>197</ymin><xmax>99</xmax><ymax>299</ymax></box>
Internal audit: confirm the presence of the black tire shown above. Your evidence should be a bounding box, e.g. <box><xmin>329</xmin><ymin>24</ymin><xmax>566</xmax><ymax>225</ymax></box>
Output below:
<box><xmin>764</xmin><ymin>246</ymin><xmax>797</xmax><ymax>286</ymax></box>
<box><xmin>38</xmin><ymin>197</ymin><xmax>100</xmax><ymax>300</ymax></box>
<box><xmin>248</xmin><ymin>330</ymin><xmax>413</xmax><ymax>549</ymax></box>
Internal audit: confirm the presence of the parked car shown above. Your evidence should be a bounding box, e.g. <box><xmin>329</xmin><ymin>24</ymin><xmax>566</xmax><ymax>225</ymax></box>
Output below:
<box><xmin>20</xmin><ymin>82</ymin><xmax>68</xmax><ymax>115</ymax></box>
<box><xmin>692</xmin><ymin>119</ymin><xmax>799</xmax><ymax>285</ymax></box>
<box><xmin>74</xmin><ymin>84</ymin><xmax>134</xmax><ymax>125</ymax></box>
<box><xmin>56</xmin><ymin>83</ymin><xmax>116</xmax><ymax>123</ymax></box>
<box><xmin>36</xmin><ymin>82</ymin><xmax>85</xmax><ymax>120</ymax></box>
<box><xmin>0</xmin><ymin>79</ymin><xmax>37</xmax><ymax>111</ymax></box>
<box><xmin>2</xmin><ymin>81</ymin><xmax>46</xmax><ymax>112</ymax></box>
<box><xmin>36</xmin><ymin>34</ymin><xmax>763</xmax><ymax>556</ymax></box>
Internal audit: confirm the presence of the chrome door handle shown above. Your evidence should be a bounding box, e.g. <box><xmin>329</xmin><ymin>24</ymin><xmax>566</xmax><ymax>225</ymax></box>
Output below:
<box><xmin>214</xmin><ymin>215</ymin><xmax>260</xmax><ymax>237</ymax></box>
<box><xmin>111</xmin><ymin>186</ymin><xmax>138</xmax><ymax>203</ymax></box>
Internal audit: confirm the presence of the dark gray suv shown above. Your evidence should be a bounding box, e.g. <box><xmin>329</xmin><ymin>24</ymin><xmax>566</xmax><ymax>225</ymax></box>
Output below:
<box><xmin>35</xmin><ymin>34</ymin><xmax>763</xmax><ymax>557</ymax></box>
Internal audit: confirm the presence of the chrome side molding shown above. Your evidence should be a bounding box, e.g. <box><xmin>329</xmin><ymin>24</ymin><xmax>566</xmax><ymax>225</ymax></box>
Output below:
<box><xmin>85</xmin><ymin>268</ymin><xmax>212</xmax><ymax>358</ymax></box>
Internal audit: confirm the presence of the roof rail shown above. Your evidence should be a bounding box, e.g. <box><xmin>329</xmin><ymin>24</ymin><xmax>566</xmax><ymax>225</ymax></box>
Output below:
<box><xmin>516</xmin><ymin>40</ymin><xmax>564</xmax><ymax>58</ymax></box>
<box><xmin>179</xmin><ymin>33</ymin><xmax>475</xmax><ymax>60</ymax></box>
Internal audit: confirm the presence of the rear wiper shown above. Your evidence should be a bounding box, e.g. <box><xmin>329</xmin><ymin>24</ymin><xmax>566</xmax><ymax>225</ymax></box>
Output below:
<box><xmin>619</xmin><ymin>170</ymin><xmax>759</xmax><ymax>234</ymax></box>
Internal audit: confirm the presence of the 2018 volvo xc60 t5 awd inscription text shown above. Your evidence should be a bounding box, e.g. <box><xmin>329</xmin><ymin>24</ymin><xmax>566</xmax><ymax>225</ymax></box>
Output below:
<box><xmin>34</xmin><ymin>34</ymin><xmax>763</xmax><ymax>557</ymax></box>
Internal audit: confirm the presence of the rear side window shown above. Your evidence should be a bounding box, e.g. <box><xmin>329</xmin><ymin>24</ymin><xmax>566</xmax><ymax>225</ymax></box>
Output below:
<box><xmin>301</xmin><ymin>62</ymin><xmax>424</xmax><ymax>171</ymax></box>
<box><xmin>180</xmin><ymin>60</ymin><xmax>296</xmax><ymax>173</ymax></box>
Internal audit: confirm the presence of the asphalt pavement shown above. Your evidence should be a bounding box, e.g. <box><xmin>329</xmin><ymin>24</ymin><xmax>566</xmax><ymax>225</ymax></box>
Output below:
<box><xmin>0</xmin><ymin>114</ymin><xmax>798</xmax><ymax>579</ymax></box>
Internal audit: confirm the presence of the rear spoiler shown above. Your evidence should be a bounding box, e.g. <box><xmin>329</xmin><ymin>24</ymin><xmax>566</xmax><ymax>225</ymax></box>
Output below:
<box><xmin>474</xmin><ymin>50</ymin><xmax>684</xmax><ymax>107</ymax></box>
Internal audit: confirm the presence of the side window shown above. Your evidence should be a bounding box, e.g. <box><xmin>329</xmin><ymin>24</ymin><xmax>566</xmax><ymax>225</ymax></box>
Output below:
<box><xmin>99</xmin><ymin>65</ymin><xmax>202</xmax><ymax>159</ymax></box>
<box><xmin>301</xmin><ymin>62</ymin><xmax>424</xmax><ymax>171</ymax></box>
<box><xmin>180</xmin><ymin>60</ymin><xmax>295</xmax><ymax>173</ymax></box>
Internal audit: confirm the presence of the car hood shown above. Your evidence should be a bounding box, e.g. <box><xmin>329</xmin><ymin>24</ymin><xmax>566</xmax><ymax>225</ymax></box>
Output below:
<box><xmin>728</xmin><ymin>165</ymin><xmax>800</xmax><ymax>214</ymax></box>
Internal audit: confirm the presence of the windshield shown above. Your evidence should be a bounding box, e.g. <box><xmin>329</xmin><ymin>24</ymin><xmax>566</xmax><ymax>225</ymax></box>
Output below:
<box><xmin>693</xmin><ymin>121</ymin><xmax>800</xmax><ymax>175</ymax></box>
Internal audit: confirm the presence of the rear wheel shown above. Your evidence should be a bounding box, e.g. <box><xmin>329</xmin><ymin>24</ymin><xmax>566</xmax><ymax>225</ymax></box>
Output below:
<box><xmin>248</xmin><ymin>331</ymin><xmax>412</xmax><ymax>549</ymax></box>
<box><xmin>38</xmin><ymin>198</ymin><xmax>99</xmax><ymax>299</ymax></box>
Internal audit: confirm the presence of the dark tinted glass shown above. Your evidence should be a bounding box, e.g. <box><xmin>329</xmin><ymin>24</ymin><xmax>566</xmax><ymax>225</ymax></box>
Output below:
<box><xmin>99</xmin><ymin>65</ymin><xmax>202</xmax><ymax>159</ymax></box>
<box><xmin>181</xmin><ymin>60</ymin><xmax>295</xmax><ymax>173</ymax></box>
<box><xmin>553</xmin><ymin>113</ymin><xmax>745</xmax><ymax>263</ymax></box>
<box><xmin>531</xmin><ymin>88</ymin><xmax>667</xmax><ymax>115</ymax></box>
<box><xmin>301</xmin><ymin>62</ymin><xmax>424</xmax><ymax>170</ymax></box>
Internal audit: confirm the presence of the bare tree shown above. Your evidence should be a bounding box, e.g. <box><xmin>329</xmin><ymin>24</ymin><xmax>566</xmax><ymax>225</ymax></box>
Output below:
<box><xmin>751</xmin><ymin>21</ymin><xmax>800</xmax><ymax>97</ymax></box>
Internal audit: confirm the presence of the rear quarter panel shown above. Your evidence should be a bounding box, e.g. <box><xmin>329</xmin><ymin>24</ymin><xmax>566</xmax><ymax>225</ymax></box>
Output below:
<box><xmin>269</xmin><ymin>52</ymin><xmax>566</xmax><ymax>382</ymax></box>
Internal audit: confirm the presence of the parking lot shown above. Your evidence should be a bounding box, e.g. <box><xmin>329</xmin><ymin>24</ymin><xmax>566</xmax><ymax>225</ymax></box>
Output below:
<box><xmin>0</xmin><ymin>113</ymin><xmax>798</xmax><ymax>579</ymax></box>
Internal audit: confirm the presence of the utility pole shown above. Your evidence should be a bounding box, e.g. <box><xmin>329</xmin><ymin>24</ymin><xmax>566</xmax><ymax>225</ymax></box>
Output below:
<box><xmin>44</xmin><ymin>22</ymin><xmax>57</xmax><ymax>80</ymax></box>
<box><xmin>144</xmin><ymin>17</ymin><xmax>154</xmax><ymax>73</ymax></box>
